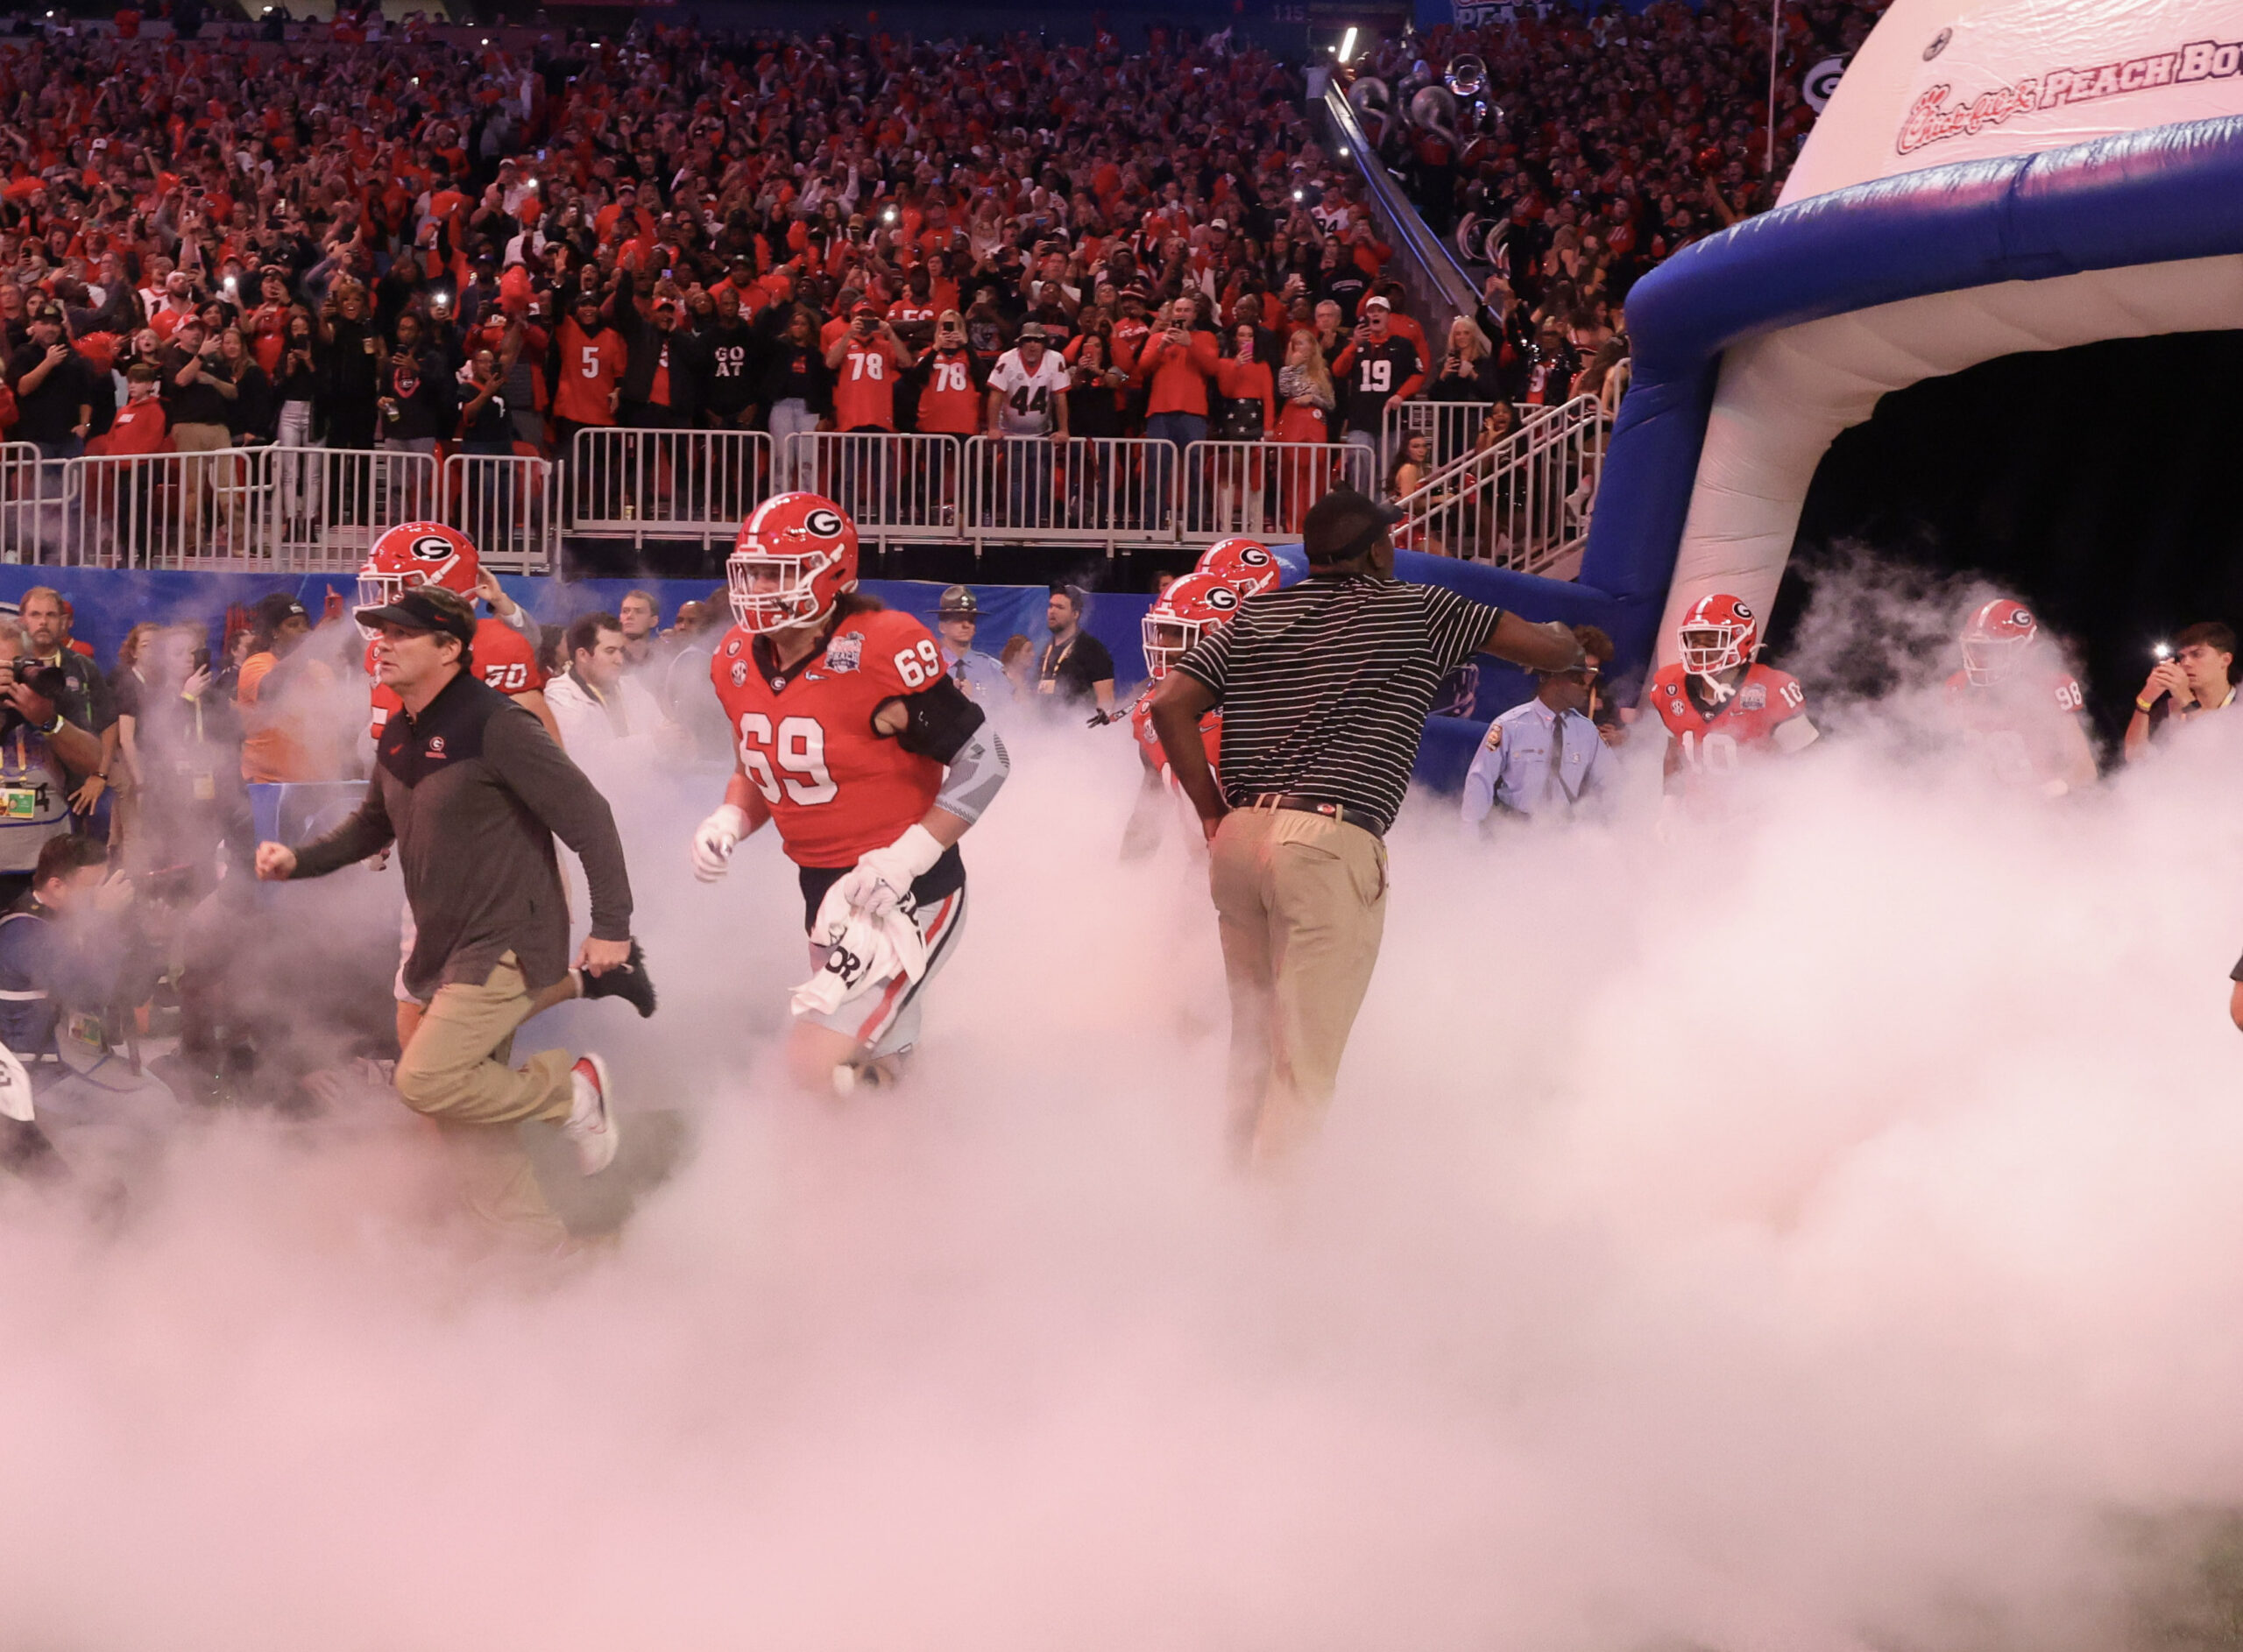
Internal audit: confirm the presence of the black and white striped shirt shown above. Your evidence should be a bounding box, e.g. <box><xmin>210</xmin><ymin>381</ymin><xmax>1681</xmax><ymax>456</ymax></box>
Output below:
<box><xmin>1176</xmin><ymin>575</ymin><xmax>1503</xmax><ymax>834</ymax></box>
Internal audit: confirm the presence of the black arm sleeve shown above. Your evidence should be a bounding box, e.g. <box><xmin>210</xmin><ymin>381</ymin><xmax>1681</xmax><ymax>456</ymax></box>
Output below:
<box><xmin>890</xmin><ymin>675</ymin><xmax>986</xmax><ymax>765</ymax></box>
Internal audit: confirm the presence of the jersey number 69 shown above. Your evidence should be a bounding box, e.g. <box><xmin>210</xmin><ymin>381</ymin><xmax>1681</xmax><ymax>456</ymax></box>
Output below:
<box><xmin>737</xmin><ymin>713</ymin><xmax>837</xmax><ymax>805</ymax></box>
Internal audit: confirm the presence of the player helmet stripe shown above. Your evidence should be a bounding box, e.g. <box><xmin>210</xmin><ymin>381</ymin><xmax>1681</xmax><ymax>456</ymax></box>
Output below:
<box><xmin>1676</xmin><ymin>592</ymin><xmax>1758</xmax><ymax>677</ymax></box>
<box><xmin>1960</xmin><ymin>597</ymin><xmax>2038</xmax><ymax>686</ymax></box>
<box><xmin>728</xmin><ymin>491</ymin><xmax>861</xmax><ymax>633</ymax></box>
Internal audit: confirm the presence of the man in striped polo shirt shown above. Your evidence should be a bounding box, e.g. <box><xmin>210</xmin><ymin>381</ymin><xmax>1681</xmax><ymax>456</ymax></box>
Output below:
<box><xmin>1150</xmin><ymin>489</ymin><xmax>1584</xmax><ymax>1163</ymax></box>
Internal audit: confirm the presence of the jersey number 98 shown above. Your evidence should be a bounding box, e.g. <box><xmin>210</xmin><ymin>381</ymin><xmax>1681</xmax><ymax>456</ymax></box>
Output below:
<box><xmin>737</xmin><ymin>713</ymin><xmax>837</xmax><ymax>805</ymax></box>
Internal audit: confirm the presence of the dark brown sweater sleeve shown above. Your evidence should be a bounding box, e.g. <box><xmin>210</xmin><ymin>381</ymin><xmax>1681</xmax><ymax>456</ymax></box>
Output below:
<box><xmin>484</xmin><ymin>703</ymin><xmax>634</xmax><ymax>942</ymax></box>
<box><xmin>287</xmin><ymin>778</ymin><xmax>396</xmax><ymax>879</ymax></box>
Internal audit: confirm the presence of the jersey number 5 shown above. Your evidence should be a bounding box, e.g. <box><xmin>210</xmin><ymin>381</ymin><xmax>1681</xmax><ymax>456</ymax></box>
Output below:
<box><xmin>737</xmin><ymin>713</ymin><xmax>837</xmax><ymax>804</ymax></box>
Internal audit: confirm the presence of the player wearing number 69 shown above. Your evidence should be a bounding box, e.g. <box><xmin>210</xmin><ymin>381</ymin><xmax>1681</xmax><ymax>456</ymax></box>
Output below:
<box><xmin>1645</xmin><ymin>592</ymin><xmax>1819</xmax><ymax>812</ymax></box>
<box><xmin>693</xmin><ymin>492</ymin><xmax>1009</xmax><ymax>1094</ymax></box>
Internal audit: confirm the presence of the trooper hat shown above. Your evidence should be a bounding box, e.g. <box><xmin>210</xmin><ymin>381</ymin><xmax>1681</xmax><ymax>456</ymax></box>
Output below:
<box><xmin>936</xmin><ymin>584</ymin><xmax>979</xmax><ymax>617</ymax></box>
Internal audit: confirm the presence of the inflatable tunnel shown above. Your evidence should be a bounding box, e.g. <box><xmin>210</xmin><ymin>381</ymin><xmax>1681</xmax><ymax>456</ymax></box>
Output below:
<box><xmin>1583</xmin><ymin>0</ymin><xmax>2243</xmax><ymax>675</ymax></box>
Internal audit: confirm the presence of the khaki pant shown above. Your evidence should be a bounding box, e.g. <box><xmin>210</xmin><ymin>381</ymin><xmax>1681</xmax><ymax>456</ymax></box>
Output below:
<box><xmin>395</xmin><ymin>952</ymin><xmax>577</xmax><ymax>1242</ymax></box>
<box><xmin>1207</xmin><ymin>805</ymin><xmax>1388</xmax><ymax>1164</ymax></box>
<box><xmin>169</xmin><ymin>421</ymin><xmax>232</xmax><ymax>551</ymax></box>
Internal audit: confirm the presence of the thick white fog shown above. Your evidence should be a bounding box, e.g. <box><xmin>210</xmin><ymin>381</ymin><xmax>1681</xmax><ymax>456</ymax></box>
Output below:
<box><xmin>4</xmin><ymin>576</ymin><xmax>2241</xmax><ymax>1649</ymax></box>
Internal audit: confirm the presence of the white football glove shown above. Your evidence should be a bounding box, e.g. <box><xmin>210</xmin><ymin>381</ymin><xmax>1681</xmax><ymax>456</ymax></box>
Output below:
<box><xmin>690</xmin><ymin>804</ymin><xmax>749</xmax><ymax>882</ymax></box>
<box><xmin>835</xmin><ymin>822</ymin><xmax>945</xmax><ymax>918</ymax></box>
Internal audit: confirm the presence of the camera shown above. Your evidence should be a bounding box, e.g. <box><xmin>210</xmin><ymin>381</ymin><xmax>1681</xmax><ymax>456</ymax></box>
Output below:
<box><xmin>0</xmin><ymin>656</ymin><xmax>74</xmax><ymax>736</ymax></box>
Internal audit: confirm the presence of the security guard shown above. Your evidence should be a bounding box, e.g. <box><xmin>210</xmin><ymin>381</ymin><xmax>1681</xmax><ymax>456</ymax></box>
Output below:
<box><xmin>1461</xmin><ymin>625</ymin><xmax>1613</xmax><ymax>825</ymax></box>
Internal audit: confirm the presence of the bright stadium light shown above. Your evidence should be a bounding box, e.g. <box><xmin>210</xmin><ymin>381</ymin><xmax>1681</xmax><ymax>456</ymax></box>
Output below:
<box><xmin>1338</xmin><ymin>26</ymin><xmax>1358</xmax><ymax>63</ymax></box>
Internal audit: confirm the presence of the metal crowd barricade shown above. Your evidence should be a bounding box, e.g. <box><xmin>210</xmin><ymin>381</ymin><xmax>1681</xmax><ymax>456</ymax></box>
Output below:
<box><xmin>565</xmin><ymin>427</ymin><xmax>770</xmax><ymax>547</ymax></box>
<box><xmin>780</xmin><ymin>431</ymin><xmax>963</xmax><ymax>547</ymax></box>
<box><xmin>1180</xmin><ymin>440</ymin><xmax>1376</xmax><ymax>540</ymax></box>
<box><xmin>1</xmin><ymin>441</ymin><xmax>57</xmax><ymax>562</ymax></box>
<box><xmin>267</xmin><ymin>447</ymin><xmax>439</xmax><ymax>569</ymax></box>
<box><xmin>1390</xmin><ymin>394</ymin><xmax>1609</xmax><ymax>574</ymax></box>
<box><xmin>442</xmin><ymin>451</ymin><xmax>557</xmax><ymax>572</ymax></box>
<box><xmin>1382</xmin><ymin>396</ymin><xmax>1567</xmax><ymax>471</ymax></box>
<box><xmin>60</xmin><ymin>446</ymin><xmax>285</xmax><ymax>568</ymax></box>
<box><xmin>963</xmin><ymin>434</ymin><xmax>1175</xmax><ymax>553</ymax></box>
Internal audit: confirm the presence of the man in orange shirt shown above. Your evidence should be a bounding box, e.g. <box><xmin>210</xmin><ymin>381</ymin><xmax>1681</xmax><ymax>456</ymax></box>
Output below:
<box><xmin>1130</xmin><ymin>293</ymin><xmax>1220</xmax><ymax>526</ymax></box>
<box><xmin>237</xmin><ymin>592</ymin><xmax>346</xmax><ymax>783</ymax></box>
<box><xmin>825</xmin><ymin>302</ymin><xmax>915</xmax><ymax>433</ymax></box>
<box><xmin>550</xmin><ymin>290</ymin><xmax>626</xmax><ymax>517</ymax></box>
<box><xmin>825</xmin><ymin>301</ymin><xmax>917</xmax><ymax>524</ymax></box>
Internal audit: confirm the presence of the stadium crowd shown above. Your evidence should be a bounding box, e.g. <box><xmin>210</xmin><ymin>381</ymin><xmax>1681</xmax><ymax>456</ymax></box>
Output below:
<box><xmin>1357</xmin><ymin>0</ymin><xmax>1892</xmax><ymax>415</ymax></box>
<box><xmin>0</xmin><ymin>11</ymin><xmax>1494</xmax><ymax>554</ymax></box>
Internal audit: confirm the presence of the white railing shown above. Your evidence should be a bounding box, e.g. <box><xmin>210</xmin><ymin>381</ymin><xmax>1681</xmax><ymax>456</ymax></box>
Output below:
<box><xmin>1390</xmin><ymin>394</ymin><xmax>1609</xmax><ymax>575</ymax></box>
<box><xmin>58</xmin><ymin>446</ymin><xmax>279</xmax><ymax>567</ymax></box>
<box><xmin>265</xmin><ymin>447</ymin><xmax>440</xmax><ymax>568</ymax></box>
<box><xmin>780</xmin><ymin>431</ymin><xmax>964</xmax><ymax>543</ymax></box>
<box><xmin>1180</xmin><ymin>440</ymin><xmax>1377</xmax><ymax>540</ymax></box>
<box><xmin>962</xmin><ymin>434</ymin><xmax>1173</xmax><ymax>550</ymax></box>
<box><xmin>564</xmin><ymin>427</ymin><xmax>771</xmax><ymax>547</ymax></box>
<box><xmin>1</xmin><ymin>441</ymin><xmax>61</xmax><ymax>562</ymax></box>
<box><xmin>443</xmin><ymin>451</ymin><xmax>558</xmax><ymax>573</ymax></box>
<box><xmin>1382</xmin><ymin>397</ymin><xmax>1566</xmax><ymax>471</ymax></box>
<box><xmin>12</xmin><ymin>445</ymin><xmax>551</xmax><ymax>570</ymax></box>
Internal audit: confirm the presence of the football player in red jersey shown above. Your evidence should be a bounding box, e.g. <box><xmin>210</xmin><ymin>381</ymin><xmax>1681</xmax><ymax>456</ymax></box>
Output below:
<box><xmin>1122</xmin><ymin>572</ymin><xmax>1241</xmax><ymax>859</ymax></box>
<box><xmin>1645</xmin><ymin>592</ymin><xmax>1820</xmax><ymax>801</ymax></box>
<box><xmin>1194</xmin><ymin>536</ymin><xmax>1284</xmax><ymax>597</ymax></box>
<box><xmin>1944</xmin><ymin>597</ymin><xmax>2098</xmax><ymax>795</ymax></box>
<box><xmin>692</xmin><ymin>492</ymin><xmax>1010</xmax><ymax>1093</ymax></box>
<box><xmin>357</xmin><ymin>522</ymin><xmax>560</xmax><ymax>750</ymax></box>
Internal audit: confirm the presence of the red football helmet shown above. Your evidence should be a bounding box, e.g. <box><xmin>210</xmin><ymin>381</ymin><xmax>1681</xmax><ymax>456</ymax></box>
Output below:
<box><xmin>1143</xmin><ymin>571</ymin><xmax>1245</xmax><ymax>681</ymax></box>
<box><xmin>1961</xmin><ymin>597</ymin><xmax>2039</xmax><ymax>686</ymax></box>
<box><xmin>1676</xmin><ymin>592</ymin><xmax>1758</xmax><ymax>677</ymax></box>
<box><xmin>728</xmin><ymin>491</ymin><xmax>860</xmax><ymax>633</ymax></box>
<box><xmin>359</xmin><ymin>521</ymin><xmax>479</xmax><ymax>616</ymax></box>
<box><xmin>1195</xmin><ymin>536</ymin><xmax>1280</xmax><ymax>596</ymax></box>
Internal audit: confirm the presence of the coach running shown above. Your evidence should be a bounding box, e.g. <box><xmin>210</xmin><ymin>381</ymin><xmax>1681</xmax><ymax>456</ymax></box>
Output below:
<box><xmin>1151</xmin><ymin>487</ymin><xmax>1584</xmax><ymax>1165</ymax></box>
<box><xmin>255</xmin><ymin>586</ymin><xmax>650</xmax><ymax>1230</ymax></box>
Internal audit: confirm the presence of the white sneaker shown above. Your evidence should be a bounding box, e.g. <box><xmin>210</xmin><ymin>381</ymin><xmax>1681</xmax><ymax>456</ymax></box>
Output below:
<box><xmin>565</xmin><ymin>1055</ymin><xmax>620</xmax><ymax>1175</ymax></box>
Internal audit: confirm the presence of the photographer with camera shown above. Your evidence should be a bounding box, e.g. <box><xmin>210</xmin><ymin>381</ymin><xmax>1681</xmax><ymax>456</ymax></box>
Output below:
<box><xmin>0</xmin><ymin>613</ymin><xmax>104</xmax><ymax>910</ymax></box>
<box><xmin>2125</xmin><ymin>622</ymin><xmax>2238</xmax><ymax>764</ymax></box>
<box><xmin>0</xmin><ymin>835</ymin><xmax>181</xmax><ymax>1196</ymax></box>
<box><xmin>18</xmin><ymin>589</ymin><xmax>117</xmax><ymax>822</ymax></box>
<box><xmin>124</xmin><ymin>624</ymin><xmax>247</xmax><ymax>892</ymax></box>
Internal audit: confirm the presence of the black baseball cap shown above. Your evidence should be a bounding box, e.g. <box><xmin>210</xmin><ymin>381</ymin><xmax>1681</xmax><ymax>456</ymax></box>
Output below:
<box><xmin>1301</xmin><ymin>488</ymin><xmax>1403</xmax><ymax>565</ymax></box>
<box><xmin>355</xmin><ymin>584</ymin><xmax>476</xmax><ymax>646</ymax></box>
<box><xmin>252</xmin><ymin>591</ymin><xmax>308</xmax><ymax>631</ymax></box>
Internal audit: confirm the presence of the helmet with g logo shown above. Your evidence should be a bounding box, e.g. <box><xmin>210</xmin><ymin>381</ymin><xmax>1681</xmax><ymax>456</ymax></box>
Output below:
<box><xmin>359</xmin><ymin>522</ymin><xmax>481</xmax><ymax>631</ymax></box>
<box><xmin>727</xmin><ymin>492</ymin><xmax>860</xmax><ymax>633</ymax></box>
<box><xmin>1195</xmin><ymin>536</ymin><xmax>1281</xmax><ymax>597</ymax></box>
<box><xmin>1960</xmin><ymin>597</ymin><xmax>2039</xmax><ymax>686</ymax></box>
<box><xmin>1676</xmin><ymin>592</ymin><xmax>1758</xmax><ymax>678</ymax></box>
<box><xmin>1142</xmin><ymin>571</ymin><xmax>1244</xmax><ymax>681</ymax></box>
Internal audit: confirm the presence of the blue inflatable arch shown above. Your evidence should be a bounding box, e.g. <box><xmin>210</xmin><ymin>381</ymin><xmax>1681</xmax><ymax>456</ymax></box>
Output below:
<box><xmin>1582</xmin><ymin>112</ymin><xmax>2243</xmax><ymax>674</ymax></box>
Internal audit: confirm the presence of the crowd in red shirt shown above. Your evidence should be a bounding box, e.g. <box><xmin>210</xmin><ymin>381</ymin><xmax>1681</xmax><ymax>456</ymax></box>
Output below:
<box><xmin>0</xmin><ymin>12</ymin><xmax>1440</xmax><ymax>487</ymax></box>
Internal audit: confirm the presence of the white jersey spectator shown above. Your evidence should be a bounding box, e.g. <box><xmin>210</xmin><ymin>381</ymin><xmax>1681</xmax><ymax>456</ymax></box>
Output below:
<box><xmin>545</xmin><ymin>612</ymin><xmax>669</xmax><ymax>783</ymax></box>
<box><xmin>987</xmin><ymin>334</ymin><xmax>1072</xmax><ymax>436</ymax></box>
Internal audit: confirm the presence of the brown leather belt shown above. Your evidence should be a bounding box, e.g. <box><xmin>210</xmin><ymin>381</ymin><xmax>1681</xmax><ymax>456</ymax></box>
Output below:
<box><xmin>1243</xmin><ymin>793</ymin><xmax>1384</xmax><ymax>837</ymax></box>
